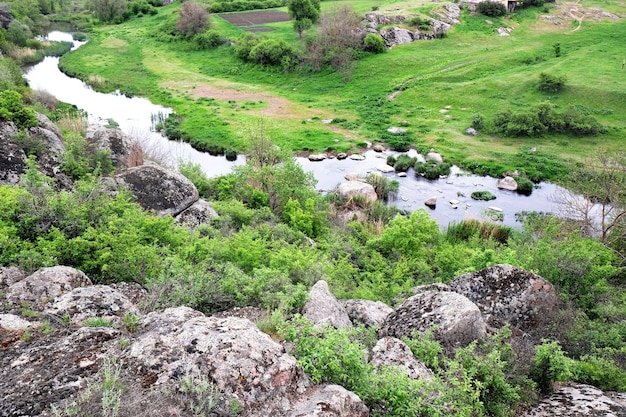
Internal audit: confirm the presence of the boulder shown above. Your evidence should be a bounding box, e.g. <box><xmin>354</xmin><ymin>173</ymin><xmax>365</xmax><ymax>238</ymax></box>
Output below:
<box><xmin>302</xmin><ymin>280</ymin><xmax>353</xmax><ymax>329</ymax></box>
<box><xmin>0</xmin><ymin>3</ymin><xmax>13</xmax><ymax>29</ymax></box>
<box><xmin>432</xmin><ymin>3</ymin><xmax>461</xmax><ymax>25</ymax></box>
<box><xmin>126</xmin><ymin>310</ymin><xmax>309</xmax><ymax>415</ymax></box>
<box><xmin>308</xmin><ymin>153</ymin><xmax>327</xmax><ymax>162</ymax></box>
<box><xmin>0</xmin><ymin>326</ymin><xmax>122</xmax><ymax>417</ymax></box>
<box><xmin>289</xmin><ymin>385</ymin><xmax>369</xmax><ymax>417</ymax></box>
<box><xmin>378</xmin><ymin>284</ymin><xmax>486</xmax><ymax>347</ymax></box>
<box><xmin>6</xmin><ymin>266</ymin><xmax>92</xmax><ymax>311</ymax></box>
<box><xmin>341</xmin><ymin>299</ymin><xmax>393</xmax><ymax>327</ymax></box>
<box><xmin>0</xmin><ymin>121</ymin><xmax>26</xmax><ymax>185</ymax></box>
<box><xmin>344</xmin><ymin>172</ymin><xmax>359</xmax><ymax>181</ymax></box>
<box><xmin>381</xmin><ymin>27</ymin><xmax>415</xmax><ymax>47</ymax></box>
<box><xmin>425</xmin><ymin>149</ymin><xmax>443</xmax><ymax>163</ymax></box>
<box><xmin>372</xmin><ymin>144</ymin><xmax>386</xmax><ymax>152</ymax></box>
<box><xmin>336</xmin><ymin>153</ymin><xmax>348</xmax><ymax>160</ymax></box>
<box><xmin>370</xmin><ymin>337</ymin><xmax>433</xmax><ymax>380</ymax></box>
<box><xmin>349</xmin><ymin>154</ymin><xmax>366</xmax><ymax>161</ymax></box>
<box><xmin>44</xmin><ymin>285</ymin><xmax>141</xmax><ymax>327</ymax></box>
<box><xmin>337</xmin><ymin>181</ymin><xmax>377</xmax><ymax>203</ymax></box>
<box><xmin>387</xmin><ymin>126</ymin><xmax>407</xmax><ymax>134</ymax></box>
<box><xmin>517</xmin><ymin>383</ymin><xmax>626</xmax><ymax>417</ymax></box>
<box><xmin>0</xmin><ymin>313</ymin><xmax>34</xmax><ymax>331</ymax></box>
<box><xmin>174</xmin><ymin>198</ymin><xmax>219</xmax><ymax>228</ymax></box>
<box><xmin>449</xmin><ymin>264</ymin><xmax>559</xmax><ymax>332</ymax></box>
<box><xmin>424</xmin><ymin>196</ymin><xmax>437</xmax><ymax>207</ymax></box>
<box><xmin>465</xmin><ymin>127</ymin><xmax>479</xmax><ymax>136</ymax></box>
<box><xmin>0</xmin><ymin>266</ymin><xmax>26</xmax><ymax>291</ymax></box>
<box><xmin>377</xmin><ymin>164</ymin><xmax>395</xmax><ymax>173</ymax></box>
<box><xmin>111</xmin><ymin>163</ymin><xmax>199</xmax><ymax>217</ymax></box>
<box><xmin>86</xmin><ymin>125</ymin><xmax>144</xmax><ymax>169</ymax></box>
<box><xmin>27</xmin><ymin>114</ymin><xmax>68</xmax><ymax>184</ymax></box>
<box><xmin>496</xmin><ymin>176</ymin><xmax>518</xmax><ymax>191</ymax></box>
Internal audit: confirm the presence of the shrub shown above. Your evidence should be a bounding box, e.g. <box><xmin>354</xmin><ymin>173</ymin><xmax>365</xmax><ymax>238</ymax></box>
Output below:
<box><xmin>364</xmin><ymin>173</ymin><xmax>399</xmax><ymax>200</ymax></box>
<box><xmin>195</xmin><ymin>30</ymin><xmax>223</xmax><ymax>49</ymax></box>
<box><xmin>0</xmin><ymin>90</ymin><xmax>38</xmax><ymax>129</ymax></box>
<box><xmin>471</xmin><ymin>190</ymin><xmax>496</xmax><ymax>201</ymax></box>
<box><xmin>513</xmin><ymin>176</ymin><xmax>534</xmax><ymax>195</ymax></box>
<box><xmin>406</xmin><ymin>16</ymin><xmax>431</xmax><ymax>31</ymax></box>
<box><xmin>537</xmin><ymin>72</ymin><xmax>566</xmax><ymax>93</ymax></box>
<box><xmin>363</xmin><ymin>33</ymin><xmax>385</xmax><ymax>53</ymax></box>
<box><xmin>531</xmin><ymin>340</ymin><xmax>574</xmax><ymax>394</ymax></box>
<box><xmin>393</xmin><ymin>154</ymin><xmax>417</xmax><ymax>172</ymax></box>
<box><xmin>177</xmin><ymin>2</ymin><xmax>209</xmax><ymax>37</ymax></box>
<box><xmin>414</xmin><ymin>161</ymin><xmax>451</xmax><ymax>180</ymax></box>
<box><xmin>476</xmin><ymin>1</ymin><xmax>507</xmax><ymax>16</ymax></box>
<box><xmin>248</xmin><ymin>38</ymin><xmax>296</xmax><ymax>66</ymax></box>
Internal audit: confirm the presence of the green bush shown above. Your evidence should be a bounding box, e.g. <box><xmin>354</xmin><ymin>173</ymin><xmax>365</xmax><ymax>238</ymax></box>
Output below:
<box><xmin>414</xmin><ymin>160</ymin><xmax>451</xmax><ymax>180</ymax></box>
<box><xmin>195</xmin><ymin>30</ymin><xmax>223</xmax><ymax>49</ymax></box>
<box><xmin>393</xmin><ymin>154</ymin><xmax>417</xmax><ymax>172</ymax></box>
<box><xmin>513</xmin><ymin>176</ymin><xmax>534</xmax><ymax>195</ymax></box>
<box><xmin>363</xmin><ymin>33</ymin><xmax>385</xmax><ymax>53</ymax></box>
<box><xmin>247</xmin><ymin>38</ymin><xmax>297</xmax><ymax>67</ymax></box>
<box><xmin>537</xmin><ymin>72</ymin><xmax>566</xmax><ymax>93</ymax></box>
<box><xmin>531</xmin><ymin>340</ymin><xmax>574</xmax><ymax>394</ymax></box>
<box><xmin>0</xmin><ymin>90</ymin><xmax>37</xmax><ymax>129</ymax></box>
<box><xmin>471</xmin><ymin>191</ymin><xmax>496</xmax><ymax>201</ymax></box>
<box><xmin>476</xmin><ymin>1</ymin><xmax>507</xmax><ymax>16</ymax></box>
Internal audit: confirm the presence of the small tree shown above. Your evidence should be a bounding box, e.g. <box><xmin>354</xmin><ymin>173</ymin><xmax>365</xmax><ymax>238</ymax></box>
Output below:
<box><xmin>89</xmin><ymin>0</ymin><xmax>127</xmax><ymax>23</ymax></box>
<box><xmin>363</xmin><ymin>33</ymin><xmax>385</xmax><ymax>53</ymax></box>
<box><xmin>177</xmin><ymin>2</ymin><xmax>209</xmax><ymax>38</ymax></box>
<box><xmin>537</xmin><ymin>72</ymin><xmax>566</xmax><ymax>93</ymax></box>
<box><xmin>287</xmin><ymin>0</ymin><xmax>320</xmax><ymax>38</ymax></box>
<box><xmin>476</xmin><ymin>1</ymin><xmax>507</xmax><ymax>17</ymax></box>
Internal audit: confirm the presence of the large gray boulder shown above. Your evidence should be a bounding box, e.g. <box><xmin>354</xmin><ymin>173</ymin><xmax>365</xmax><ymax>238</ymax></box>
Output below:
<box><xmin>44</xmin><ymin>285</ymin><xmax>141</xmax><ymax>327</ymax></box>
<box><xmin>496</xmin><ymin>176</ymin><xmax>518</xmax><ymax>191</ymax></box>
<box><xmin>337</xmin><ymin>181</ymin><xmax>377</xmax><ymax>203</ymax></box>
<box><xmin>450</xmin><ymin>264</ymin><xmax>559</xmax><ymax>332</ymax></box>
<box><xmin>302</xmin><ymin>280</ymin><xmax>353</xmax><ymax>329</ymax></box>
<box><xmin>341</xmin><ymin>299</ymin><xmax>393</xmax><ymax>327</ymax></box>
<box><xmin>378</xmin><ymin>284</ymin><xmax>486</xmax><ymax>347</ymax></box>
<box><xmin>289</xmin><ymin>385</ymin><xmax>369</xmax><ymax>417</ymax></box>
<box><xmin>5</xmin><ymin>266</ymin><xmax>92</xmax><ymax>311</ymax></box>
<box><xmin>126</xmin><ymin>309</ymin><xmax>310</xmax><ymax>415</ymax></box>
<box><xmin>0</xmin><ymin>266</ymin><xmax>26</xmax><ymax>292</ymax></box>
<box><xmin>517</xmin><ymin>383</ymin><xmax>626</xmax><ymax>417</ymax></box>
<box><xmin>381</xmin><ymin>27</ymin><xmax>414</xmax><ymax>47</ymax></box>
<box><xmin>174</xmin><ymin>198</ymin><xmax>219</xmax><ymax>228</ymax></box>
<box><xmin>0</xmin><ymin>121</ymin><xmax>26</xmax><ymax>185</ymax></box>
<box><xmin>86</xmin><ymin>125</ymin><xmax>144</xmax><ymax>169</ymax></box>
<box><xmin>370</xmin><ymin>337</ymin><xmax>433</xmax><ymax>380</ymax></box>
<box><xmin>111</xmin><ymin>163</ymin><xmax>199</xmax><ymax>217</ymax></box>
<box><xmin>425</xmin><ymin>149</ymin><xmax>444</xmax><ymax>163</ymax></box>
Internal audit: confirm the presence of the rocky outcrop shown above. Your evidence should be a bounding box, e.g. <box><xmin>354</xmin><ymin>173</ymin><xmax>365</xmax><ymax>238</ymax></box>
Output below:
<box><xmin>174</xmin><ymin>198</ymin><xmax>219</xmax><ymax>228</ymax></box>
<box><xmin>496</xmin><ymin>176</ymin><xmax>518</xmax><ymax>191</ymax></box>
<box><xmin>302</xmin><ymin>280</ymin><xmax>353</xmax><ymax>329</ymax></box>
<box><xmin>378</xmin><ymin>284</ymin><xmax>486</xmax><ymax>347</ymax></box>
<box><xmin>110</xmin><ymin>163</ymin><xmax>199</xmax><ymax>217</ymax></box>
<box><xmin>289</xmin><ymin>385</ymin><xmax>369</xmax><ymax>417</ymax></box>
<box><xmin>518</xmin><ymin>383</ymin><xmax>626</xmax><ymax>417</ymax></box>
<box><xmin>44</xmin><ymin>285</ymin><xmax>141</xmax><ymax>326</ymax></box>
<box><xmin>5</xmin><ymin>266</ymin><xmax>92</xmax><ymax>311</ymax></box>
<box><xmin>0</xmin><ymin>126</ymin><xmax>26</xmax><ymax>185</ymax></box>
<box><xmin>337</xmin><ymin>181</ymin><xmax>377</xmax><ymax>203</ymax></box>
<box><xmin>86</xmin><ymin>125</ymin><xmax>144</xmax><ymax>169</ymax></box>
<box><xmin>0</xmin><ymin>267</ymin><xmax>26</xmax><ymax>292</ymax></box>
<box><xmin>370</xmin><ymin>337</ymin><xmax>433</xmax><ymax>380</ymax></box>
<box><xmin>341</xmin><ymin>299</ymin><xmax>393</xmax><ymax>327</ymax></box>
<box><xmin>450</xmin><ymin>264</ymin><xmax>559</xmax><ymax>332</ymax></box>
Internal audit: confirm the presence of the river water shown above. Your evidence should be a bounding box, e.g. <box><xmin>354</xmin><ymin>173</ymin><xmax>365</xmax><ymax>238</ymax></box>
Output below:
<box><xmin>25</xmin><ymin>31</ymin><xmax>568</xmax><ymax>228</ymax></box>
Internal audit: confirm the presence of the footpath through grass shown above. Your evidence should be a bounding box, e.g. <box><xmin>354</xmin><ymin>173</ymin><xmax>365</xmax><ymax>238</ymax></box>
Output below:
<box><xmin>59</xmin><ymin>0</ymin><xmax>626</xmax><ymax>180</ymax></box>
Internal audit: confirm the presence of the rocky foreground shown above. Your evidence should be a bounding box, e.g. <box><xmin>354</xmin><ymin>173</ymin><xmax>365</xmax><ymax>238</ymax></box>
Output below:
<box><xmin>2</xmin><ymin>264</ymin><xmax>625</xmax><ymax>416</ymax></box>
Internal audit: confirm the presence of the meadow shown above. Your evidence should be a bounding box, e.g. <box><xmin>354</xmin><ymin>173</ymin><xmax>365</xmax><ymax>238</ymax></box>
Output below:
<box><xmin>58</xmin><ymin>0</ymin><xmax>626</xmax><ymax>180</ymax></box>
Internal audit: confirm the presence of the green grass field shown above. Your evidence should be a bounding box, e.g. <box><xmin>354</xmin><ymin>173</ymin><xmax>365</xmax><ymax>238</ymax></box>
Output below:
<box><xmin>59</xmin><ymin>0</ymin><xmax>626</xmax><ymax>179</ymax></box>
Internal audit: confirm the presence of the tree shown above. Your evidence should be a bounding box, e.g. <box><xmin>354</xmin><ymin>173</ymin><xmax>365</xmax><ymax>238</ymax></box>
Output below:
<box><xmin>287</xmin><ymin>0</ymin><xmax>320</xmax><ymax>39</ymax></box>
<box><xmin>89</xmin><ymin>0</ymin><xmax>127</xmax><ymax>23</ymax></box>
<box><xmin>177</xmin><ymin>2</ymin><xmax>209</xmax><ymax>38</ymax></box>
<box><xmin>554</xmin><ymin>150</ymin><xmax>626</xmax><ymax>258</ymax></box>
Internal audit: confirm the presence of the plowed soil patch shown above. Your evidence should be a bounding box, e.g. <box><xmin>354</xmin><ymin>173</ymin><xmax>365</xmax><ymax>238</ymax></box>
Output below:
<box><xmin>218</xmin><ymin>10</ymin><xmax>290</xmax><ymax>26</ymax></box>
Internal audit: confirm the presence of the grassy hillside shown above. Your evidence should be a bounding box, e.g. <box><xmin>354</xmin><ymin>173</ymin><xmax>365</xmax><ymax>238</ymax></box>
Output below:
<box><xmin>58</xmin><ymin>0</ymin><xmax>626</xmax><ymax>179</ymax></box>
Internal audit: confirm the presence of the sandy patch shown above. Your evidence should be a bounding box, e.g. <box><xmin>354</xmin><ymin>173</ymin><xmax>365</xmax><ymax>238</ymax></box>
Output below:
<box><xmin>190</xmin><ymin>84</ymin><xmax>294</xmax><ymax>118</ymax></box>
<box><xmin>102</xmin><ymin>38</ymin><xmax>128</xmax><ymax>48</ymax></box>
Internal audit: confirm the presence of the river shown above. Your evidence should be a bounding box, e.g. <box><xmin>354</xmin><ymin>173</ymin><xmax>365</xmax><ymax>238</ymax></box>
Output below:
<box><xmin>26</xmin><ymin>31</ymin><xmax>568</xmax><ymax>228</ymax></box>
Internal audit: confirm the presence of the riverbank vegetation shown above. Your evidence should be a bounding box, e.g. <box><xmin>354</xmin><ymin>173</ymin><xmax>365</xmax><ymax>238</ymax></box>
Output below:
<box><xmin>53</xmin><ymin>0</ymin><xmax>626</xmax><ymax>183</ymax></box>
<box><xmin>0</xmin><ymin>0</ymin><xmax>625</xmax><ymax>414</ymax></box>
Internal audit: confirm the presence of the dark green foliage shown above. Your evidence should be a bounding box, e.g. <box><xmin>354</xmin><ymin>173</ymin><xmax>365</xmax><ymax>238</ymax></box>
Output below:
<box><xmin>531</xmin><ymin>340</ymin><xmax>573</xmax><ymax>394</ymax></box>
<box><xmin>0</xmin><ymin>90</ymin><xmax>37</xmax><ymax>129</ymax></box>
<box><xmin>288</xmin><ymin>0</ymin><xmax>320</xmax><ymax>37</ymax></box>
<box><xmin>393</xmin><ymin>154</ymin><xmax>417</xmax><ymax>172</ymax></box>
<box><xmin>128</xmin><ymin>0</ymin><xmax>158</xmax><ymax>17</ymax></box>
<box><xmin>90</xmin><ymin>0</ymin><xmax>129</xmax><ymax>23</ymax></box>
<box><xmin>513</xmin><ymin>175</ymin><xmax>534</xmax><ymax>195</ymax></box>
<box><xmin>552</xmin><ymin>42</ymin><xmax>561</xmax><ymax>57</ymax></box>
<box><xmin>537</xmin><ymin>72</ymin><xmax>566</xmax><ymax>93</ymax></box>
<box><xmin>195</xmin><ymin>30</ymin><xmax>223</xmax><ymax>49</ymax></box>
<box><xmin>208</xmin><ymin>0</ymin><xmax>285</xmax><ymax>13</ymax></box>
<box><xmin>476</xmin><ymin>1</ymin><xmax>507</xmax><ymax>16</ymax></box>
<box><xmin>363</xmin><ymin>33</ymin><xmax>385</xmax><ymax>53</ymax></box>
<box><xmin>406</xmin><ymin>16</ymin><xmax>431</xmax><ymax>31</ymax></box>
<box><xmin>414</xmin><ymin>160</ymin><xmax>451</xmax><ymax>180</ymax></box>
<box><xmin>471</xmin><ymin>190</ymin><xmax>496</xmax><ymax>201</ymax></box>
<box><xmin>385</xmin><ymin>155</ymin><xmax>396</xmax><ymax>166</ymax></box>
<box><xmin>0</xmin><ymin>58</ymin><xmax>29</xmax><ymax>91</ymax></box>
<box><xmin>7</xmin><ymin>21</ymin><xmax>33</xmax><ymax>47</ymax></box>
<box><xmin>471</xmin><ymin>113</ymin><xmax>484</xmax><ymax>130</ymax></box>
<box><xmin>154</xmin><ymin>112</ymin><xmax>185</xmax><ymax>141</ymax></box>
<box><xmin>235</xmin><ymin>34</ymin><xmax>295</xmax><ymax>67</ymax></box>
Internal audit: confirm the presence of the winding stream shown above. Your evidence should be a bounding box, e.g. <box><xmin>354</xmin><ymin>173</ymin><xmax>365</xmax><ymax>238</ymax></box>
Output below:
<box><xmin>26</xmin><ymin>31</ymin><xmax>569</xmax><ymax>228</ymax></box>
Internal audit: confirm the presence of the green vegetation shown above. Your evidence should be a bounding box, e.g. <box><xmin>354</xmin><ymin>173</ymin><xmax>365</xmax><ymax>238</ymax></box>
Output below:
<box><xmin>471</xmin><ymin>190</ymin><xmax>496</xmax><ymax>201</ymax></box>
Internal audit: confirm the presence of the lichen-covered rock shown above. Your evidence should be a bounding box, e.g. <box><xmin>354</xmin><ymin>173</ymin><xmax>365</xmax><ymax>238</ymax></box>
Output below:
<box><xmin>517</xmin><ymin>383</ymin><xmax>626</xmax><ymax>417</ymax></box>
<box><xmin>6</xmin><ymin>266</ymin><xmax>92</xmax><ymax>311</ymax></box>
<box><xmin>337</xmin><ymin>181</ymin><xmax>377</xmax><ymax>203</ymax></box>
<box><xmin>425</xmin><ymin>149</ymin><xmax>443</xmax><ymax>163</ymax></box>
<box><xmin>289</xmin><ymin>384</ymin><xmax>369</xmax><ymax>417</ymax></box>
<box><xmin>0</xmin><ymin>326</ymin><xmax>121</xmax><ymax>417</ymax></box>
<box><xmin>0</xmin><ymin>267</ymin><xmax>26</xmax><ymax>292</ymax></box>
<box><xmin>303</xmin><ymin>281</ymin><xmax>353</xmax><ymax>329</ymax></box>
<box><xmin>111</xmin><ymin>163</ymin><xmax>199</xmax><ymax>217</ymax></box>
<box><xmin>378</xmin><ymin>284</ymin><xmax>486</xmax><ymax>347</ymax></box>
<box><xmin>0</xmin><ymin>314</ymin><xmax>34</xmax><ymax>331</ymax></box>
<box><xmin>86</xmin><ymin>125</ymin><xmax>143</xmax><ymax>169</ymax></box>
<box><xmin>450</xmin><ymin>264</ymin><xmax>558</xmax><ymax>332</ymax></box>
<box><xmin>44</xmin><ymin>285</ymin><xmax>140</xmax><ymax>327</ymax></box>
<box><xmin>31</xmin><ymin>113</ymin><xmax>64</xmax><ymax>153</ymax></box>
<box><xmin>126</xmin><ymin>310</ymin><xmax>309</xmax><ymax>415</ymax></box>
<box><xmin>341</xmin><ymin>299</ymin><xmax>393</xmax><ymax>327</ymax></box>
<box><xmin>0</xmin><ymin>122</ymin><xmax>26</xmax><ymax>185</ymax></box>
<box><xmin>370</xmin><ymin>337</ymin><xmax>433</xmax><ymax>380</ymax></box>
<box><xmin>174</xmin><ymin>198</ymin><xmax>218</xmax><ymax>228</ymax></box>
